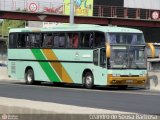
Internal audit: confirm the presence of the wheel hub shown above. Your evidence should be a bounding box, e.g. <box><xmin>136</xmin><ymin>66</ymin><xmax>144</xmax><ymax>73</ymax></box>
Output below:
<box><xmin>27</xmin><ymin>73</ymin><xmax>32</xmax><ymax>83</ymax></box>
<box><xmin>86</xmin><ymin>76</ymin><xmax>92</xmax><ymax>86</ymax></box>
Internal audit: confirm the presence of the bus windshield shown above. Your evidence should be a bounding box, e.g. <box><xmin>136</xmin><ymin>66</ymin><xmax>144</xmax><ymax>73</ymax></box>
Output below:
<box><xmin>109</xmin><ymin>33</ymin><xmax>145</xmax><ymax>45</ymax></box>
<box><xmin>109</xmin><ymin>46</ymin><xmax>146</xmax><ymax>69</ymax></box>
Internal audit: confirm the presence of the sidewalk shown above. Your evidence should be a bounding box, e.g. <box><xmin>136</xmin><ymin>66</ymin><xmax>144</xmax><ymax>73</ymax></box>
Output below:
<box><xmin>0</xmin><ymin>97</ymin><xmax>141</xmax><ymax>120</ymax></box>
<box><xmin>0</xmin><ymin>66</ymin><xmax>9</xmax><ymax>80</ymax></box>
<box><xmin>0</xmin><ymin>66</ymin><xmax>10</xmax><ymax>80</ymax></box>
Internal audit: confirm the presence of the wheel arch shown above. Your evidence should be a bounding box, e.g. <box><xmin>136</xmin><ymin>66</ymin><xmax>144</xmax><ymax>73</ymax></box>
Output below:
<box><xmin>25</xmin><ymin>66</ymin><xmax>33</xmax><ymax>73</ymax></box>
<box><xmin>82</xmin><ymin>69</ymin><xmax>93</xmax><ymax>83</ymax></box>
<box><xmin>25</xmin><ymin>66</ymin><xmax>35</xmax><ymax>85</ymax></box>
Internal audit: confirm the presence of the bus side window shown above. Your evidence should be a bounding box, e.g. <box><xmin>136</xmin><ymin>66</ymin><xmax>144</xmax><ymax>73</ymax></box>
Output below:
<box><xmin>66</xmin><ymin>33</ymin><xmax>74</xmax><ymax>48</ymax></box>
<box><xmin>35</xmin><ymin>34</ymin><xmax>41</xmax><ymax>47</ymax></box>
<box><xmin>80</xmin><ymin>32</ymin><xmax>94</xmax><ymax>48</ymax></box>
<box><xmin>42</xmin><ymin>33</ymin><xmax>53</xmax><ymax>48</ymax></box>
<box><xmin>89</xmin><ymin>33</ymin><xmax>94</xmax><ymax>47</ymax></box>
<box><xmin>53</xmin><ymin>35</ymin><xmax>59</xmax><ymax>48</ymax></box>
<box><xmin>9</xmin><ymin>33</ymin><xmax>18</xmax><ymax>48</ymax></box>
<box><xmin>66</xmin><ymin>32</ymin><xmax>79</xmax><ymax>48</ymax></box>
<box><xmin>94</xmin><ymin>32</ymin><xmax>105</xmax><ymax>47</ymax></box>
<box><xmin>29</xmin><ymin>34</ymin><xmax>41</xmax><ymax>48</ymax></box>
<box><xmin>72</xmin><ymin>33</ymin><xmax>79</xmax><ymax>48</ymax></box>
<box><xmin>17</xmin><ymin>34</ymin><xmax>28</xmax><ymax>48</ymax></box>
<box><xmin>93</xmin><ymin>49</ymin><xmax>99</xmax><ymax>65</ymax></box>
<box><xmin>29</xmin><ymin>34</ymin><xmax>35</xmax><ymax>48</ymax></box>
<box><xmin>25</xmin><ymin>34</ymin><xmax>30</xmax><ymax>48</ymax></box>
<box><xmin>59</xmin><ymin>34</ymin><xmax>66</xmax><ymax>48</ymax></box>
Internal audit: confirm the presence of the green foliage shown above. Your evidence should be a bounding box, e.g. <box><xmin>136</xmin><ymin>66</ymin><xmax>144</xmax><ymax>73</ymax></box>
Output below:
<box><xmin>0</xmin><ymin>19</ymin><xmax>26</xmax><ymax>36</ymax></box>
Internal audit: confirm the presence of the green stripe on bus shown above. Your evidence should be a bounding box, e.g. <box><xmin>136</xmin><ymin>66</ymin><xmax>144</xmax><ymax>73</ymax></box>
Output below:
<box><xmin>31</xmin><ymin>49</ymin><xmax>61</xmax><ymax>82</ymax></box>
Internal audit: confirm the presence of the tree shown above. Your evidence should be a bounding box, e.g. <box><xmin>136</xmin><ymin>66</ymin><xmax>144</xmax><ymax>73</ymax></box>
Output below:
<box><xmin>0</xmin><ymin>19</ymin><xmax>25</xmax><ymax>36</ymax></box>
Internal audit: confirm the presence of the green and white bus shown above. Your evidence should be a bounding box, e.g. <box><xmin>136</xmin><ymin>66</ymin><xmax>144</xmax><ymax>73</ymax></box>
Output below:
<box><xmin>8</xmin><ymin>24</ymin><xmax>148</xmax><ymax>89</ymax></box>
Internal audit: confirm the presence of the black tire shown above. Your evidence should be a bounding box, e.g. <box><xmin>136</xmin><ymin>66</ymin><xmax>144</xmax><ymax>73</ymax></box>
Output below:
<box><xmin>84</xmin><ymin>72</ymin><xmax>94</xmax><ymax>89</ymax></box>
<box><xmin>25</xmin><ymin>69</ymin><xmax>35</xmax><ymax>85</ymax></box>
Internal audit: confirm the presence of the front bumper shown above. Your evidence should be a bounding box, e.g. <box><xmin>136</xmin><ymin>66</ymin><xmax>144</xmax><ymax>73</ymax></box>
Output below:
<box><xmin>107</xmin><ymin>75</ymin><xmax>147</xmax><ymax>86</ymax></box>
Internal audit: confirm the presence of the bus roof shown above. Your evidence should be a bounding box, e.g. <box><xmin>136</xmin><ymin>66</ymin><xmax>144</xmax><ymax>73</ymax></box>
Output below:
<box><xmin>9</xmin><ymin>24</ymin><xmax>142</xmax><ymax>33</ymax></box>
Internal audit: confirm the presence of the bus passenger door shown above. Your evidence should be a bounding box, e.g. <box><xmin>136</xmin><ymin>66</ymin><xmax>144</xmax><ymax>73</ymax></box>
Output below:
<box><xmin>93</xmin><ymin>48</ymin><xmax>106</xmax><ymax>85</ymax></box>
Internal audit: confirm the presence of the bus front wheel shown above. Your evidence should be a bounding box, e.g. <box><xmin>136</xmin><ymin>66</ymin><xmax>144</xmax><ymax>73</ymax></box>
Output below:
<box><xmin>25</xmin><ymin>69</ymin><xmax>35</xmax><ymax>85</ymax></box>
<box><xmin>84</xmin><ymin>72</ymin><xmax>94</xmax><ymax>89</ymax></box>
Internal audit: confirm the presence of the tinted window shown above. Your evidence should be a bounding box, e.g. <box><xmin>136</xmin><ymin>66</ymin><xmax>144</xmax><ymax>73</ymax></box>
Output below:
<box><xmin>9</xmin><ymin>33</ymin><xmax>18</xmax><ymax>48</ymax></box>
<box><xmin>29</xmin><ymin>34</ymin><xmax>41</xmax><ymax>48</ymax></box>
<box><xmin>66</xmin><ymin>33</ymin><xmax>72</xmax><ymax>48</ymax></box>
<box><xmin>93</xmin><ymin>49</ymin><xmax>99</xmax><ymax>65</ymax></box>
<box><xmin>66</xmin><ymin>33</ymin><xmax>79</xmax><ymax>48</ymax></box>
<box><xmin>72</xmin><ymin>33</ymin><xmax>79</xmax><ymax>48</ymax></box>
<box><xmin>42</xmin><ymin>33</ymin><xmax>53</xmax><ymax>48</ymax></box>
<box><xmin>80</xmin><ymin>32</ymin><xmax>94</xmax><ymax>48</ymax></box>
<box><xmin>59</xmin><ymin>35</ymin><xmax>66</xmax><ymax>48</ymax></box>
<box><xmin>52</xmin><ymin>33</ymin><xmax>66</xmax><ymax>48</ymax></box>
<box><xmin>94</xmin><ymin>32</ymin><xmax>105</xmax><ymax>47</ymax></box>
<box><xmin>17</xmin><ymin>33</ymin><xmax>28</xmax><ymax>48</ymax></box>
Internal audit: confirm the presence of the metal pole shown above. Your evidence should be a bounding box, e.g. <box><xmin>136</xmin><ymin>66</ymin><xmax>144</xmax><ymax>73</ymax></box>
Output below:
<box><xmin>70</xmin><ymin>0</ymin><xmax>74</xmax><ymax>25</ymax></box>
<box><xmin>1</xmin><ymin>20</ymin><xmax>4</xmax><ymax>38</ymax></box>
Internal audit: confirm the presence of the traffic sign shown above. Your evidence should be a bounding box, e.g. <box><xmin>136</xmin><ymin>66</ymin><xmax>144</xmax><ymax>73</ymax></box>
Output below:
<box><xmin>152</xmin><ymin>11</ymin><xmax>159</xmax><ymax>20</ymax></box>
<box><xmin>29</xmin><ymin>3</ymin><xmax>38</xmax><ymax>12</ymax></box>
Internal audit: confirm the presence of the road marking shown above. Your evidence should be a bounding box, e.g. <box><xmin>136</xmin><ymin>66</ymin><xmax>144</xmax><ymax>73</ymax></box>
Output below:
<box><xmin>0</xmin><ymin>81</ymin><xmax>160</xmax><ymax>96</ymax></box>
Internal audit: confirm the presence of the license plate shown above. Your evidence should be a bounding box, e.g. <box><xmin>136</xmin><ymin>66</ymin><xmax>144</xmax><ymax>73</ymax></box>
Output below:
<box><xmin>126</xmin><ymin>80</ymin><xmax>133</xmax><ymax>83</ymax></box>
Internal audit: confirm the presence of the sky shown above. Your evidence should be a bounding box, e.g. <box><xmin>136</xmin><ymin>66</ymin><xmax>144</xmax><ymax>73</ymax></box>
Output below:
<box><xmin>124</xmin><ymin>0</ymin><xmax>160</xmax><ymax>10</ymax></box>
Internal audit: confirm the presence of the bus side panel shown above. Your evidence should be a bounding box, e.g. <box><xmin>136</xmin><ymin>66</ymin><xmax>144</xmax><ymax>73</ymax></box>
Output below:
<box><xmin>53</xmin><ymin>49</ymin><xmax>108</xmax><ymax>85</ymax></box>
<box><xmin>52</xmin><ymin>62</ymin><xmax>108</xmax><ymax>85</ymax></box>
<box><xmin>8</xmin><ymin>61</ymin><xmax>17</xmax><ymax>79</ymax></box>
<box><xmin>8</xmin><ymin>49</ymin><xmax>50</xmax><ymax>82</ymax></box>
<box><xmin>51</xmin><ymin>50</ymin><xmax>94</xmax><ymax>84</ymax></box>
<box><xmin>59</xmin><ymin>62</ymin><xmax>83</xmax><ymax>84</ymax></box>
<box><xmin>8</xmin><ymin>49</ymin><xmax>109</xmax><ymax>85</ymax></box>
<box><xmin>91</xmin><ymin>66</ymin><xmax>108</xmax><ymax>85</ymax></box>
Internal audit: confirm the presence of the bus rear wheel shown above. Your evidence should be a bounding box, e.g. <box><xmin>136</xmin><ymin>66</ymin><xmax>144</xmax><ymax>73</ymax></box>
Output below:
<box><xmin>25</xmin><ymin>69</ymin><xmax>35</xmax><ymax>85</ymax></box>
<box><xmin>84</xmin><ymin>72</ymin><xmax>94</xmax><ymax>89</ymax></box>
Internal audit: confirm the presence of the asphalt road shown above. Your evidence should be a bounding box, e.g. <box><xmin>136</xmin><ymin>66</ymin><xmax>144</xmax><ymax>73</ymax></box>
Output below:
<box><xmin>0</xmin><ymin>80</ymin><xmax>160</xmax><ymax>115</ymax></box>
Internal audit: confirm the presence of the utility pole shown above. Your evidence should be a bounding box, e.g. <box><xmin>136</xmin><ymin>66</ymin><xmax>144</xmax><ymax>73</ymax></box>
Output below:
<box><xmin>70</xmin><ymin>0</ymin><xmax>74</xmax><ymax>25</ymax></box>
<box><xmin>1</xmin><ymin>20</ymin><xmax>4</xmax><ymax>38</ymax></box>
